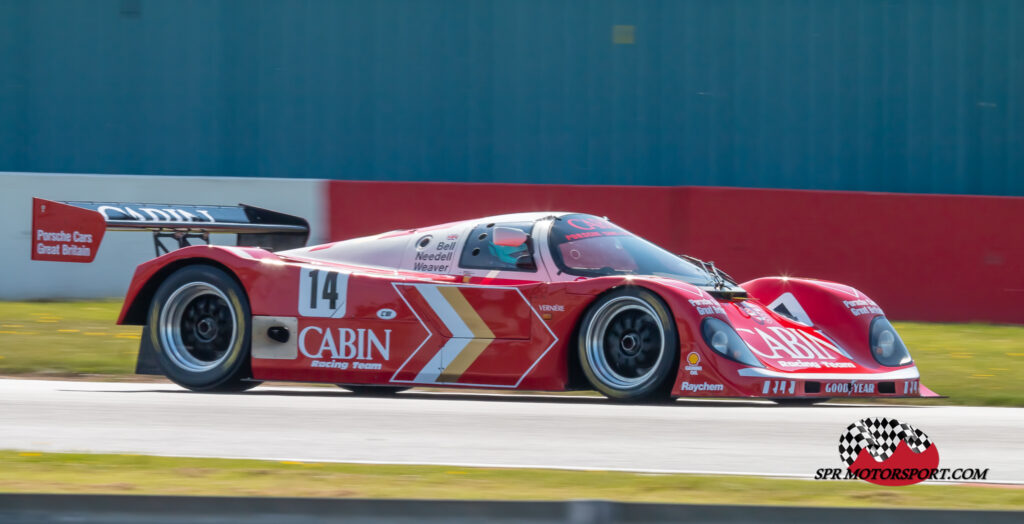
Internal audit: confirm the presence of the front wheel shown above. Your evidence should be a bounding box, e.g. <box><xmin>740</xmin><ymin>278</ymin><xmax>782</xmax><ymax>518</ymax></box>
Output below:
<box><xmin>148</xmin><ymin>265</ymin><xmax>259</xmax><ymax>392</ymax></box>
<box><xmin>577</xmin><ymin>287</ymin><xmax>679</xmax><ymax>402</ymax></box>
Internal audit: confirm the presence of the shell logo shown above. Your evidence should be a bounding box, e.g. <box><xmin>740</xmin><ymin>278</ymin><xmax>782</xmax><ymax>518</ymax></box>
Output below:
<box><xmin>684</xmin><ymin>351</ymin><xmax>703</xmax><ymax>376</ymax></box>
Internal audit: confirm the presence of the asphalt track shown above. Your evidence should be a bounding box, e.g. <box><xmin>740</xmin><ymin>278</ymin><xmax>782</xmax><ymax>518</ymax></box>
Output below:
<box><xmin>1</xmin><ymin>379</ymin><xmax>1021</xmax><ymax>483</ymax></box>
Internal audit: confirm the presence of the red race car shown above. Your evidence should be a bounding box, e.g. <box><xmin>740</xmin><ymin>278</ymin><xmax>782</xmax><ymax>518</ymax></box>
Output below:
<box><xmin>32</xmin><ymin>199</ymin><xmax>938</xmax><ymax>403</ymax></box>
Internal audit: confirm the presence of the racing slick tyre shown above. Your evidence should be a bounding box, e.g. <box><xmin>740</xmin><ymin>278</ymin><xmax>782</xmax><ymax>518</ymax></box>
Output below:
<box><xmin>578</xmin><ymin>287</ymin><xmax>679</xmax><ymax>402</ymax></box>
<box><xmin>337</xmin><ymin>385</ymin><xmax>410</xmax><ymax>396</ymax></box>
<box><xmin>148</xmin><ymin>265</ymin><xmax>260</xmax><ymax>392</ymax></box>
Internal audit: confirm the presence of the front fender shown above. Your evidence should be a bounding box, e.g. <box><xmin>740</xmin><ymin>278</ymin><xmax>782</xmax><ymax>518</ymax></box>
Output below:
<box><xmin>741</xmin><ymin>277</ymin><xmax>887</xmax><ymax>366</ymax></box>
<box><xmin>625</xmin><ymin>277</ymin><xmax>742</xmax><ymax>396</ymax></box>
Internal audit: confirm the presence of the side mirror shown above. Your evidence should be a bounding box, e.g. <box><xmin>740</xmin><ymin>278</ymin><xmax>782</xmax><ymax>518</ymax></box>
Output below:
<box><xmin>493</xmin><ymin>227</ymin><xmax>529</xmax><ymax>247</ymax></box>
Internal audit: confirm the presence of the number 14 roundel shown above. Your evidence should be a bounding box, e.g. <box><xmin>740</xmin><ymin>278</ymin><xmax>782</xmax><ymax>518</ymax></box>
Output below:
<box><xmin>298</xmin><ymin>268</ymin><xmax>349</xmax><ymax>318</ymax></box>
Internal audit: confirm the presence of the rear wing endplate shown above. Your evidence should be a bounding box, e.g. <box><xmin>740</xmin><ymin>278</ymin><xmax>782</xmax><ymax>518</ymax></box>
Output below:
<box><xmin>31</xmin><ymin>198</ymin><xmax>309</xmax><ymax>263</ymax></box>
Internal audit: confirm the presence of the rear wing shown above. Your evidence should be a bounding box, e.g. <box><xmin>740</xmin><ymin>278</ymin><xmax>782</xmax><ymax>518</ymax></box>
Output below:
<box><xmin>31</xmin><ymin>198</ymin><xmax>309</xmax><ymax>263</ymax></box>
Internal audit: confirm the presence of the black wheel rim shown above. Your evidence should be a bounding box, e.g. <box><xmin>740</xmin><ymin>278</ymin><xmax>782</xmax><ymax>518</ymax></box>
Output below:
<box><xmin>179</xmin><ymin>294</ymin><xmax>233</xmax><ymax>363</ymax></box>
<box><xmin>159</xmin><ymin>282</ymin><xmax>238</xmax><ymax>372</ymax></box>
<box><xmin>583</xmin><ymin>296</ymin><xmax>667</xmax><ymax>390</ymax></box>
<box><xmin>602</xmin><ymin>309</ymin><xmax>663</xmax><ymax>379</ymax></box>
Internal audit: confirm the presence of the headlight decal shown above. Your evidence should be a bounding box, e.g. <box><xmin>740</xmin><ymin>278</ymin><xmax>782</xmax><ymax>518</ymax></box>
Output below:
<box><xmin>868</xmin><ymin>316</ymin><xmax>913</xmax><ymax>367</ymax></box>
<box><xmin>700</xmin><ymin>317</ymin><xmax>764</xmax><ymax>368</ymax></box>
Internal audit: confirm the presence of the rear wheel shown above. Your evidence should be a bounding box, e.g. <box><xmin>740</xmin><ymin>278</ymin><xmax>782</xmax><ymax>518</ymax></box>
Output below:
<box><xmin>338</xmin><ymin>385</ymin><xmax>409</xmax><ymax>396</ymax></box>
<box><xmin>148</xmin><ymin>265</ymin><xmax>259</xmax><ymax>392</ymax></box>
<box><xmin>578</xmin><ymin>287</ymin><xmax>679</xmax><ymax>402</ymax></box>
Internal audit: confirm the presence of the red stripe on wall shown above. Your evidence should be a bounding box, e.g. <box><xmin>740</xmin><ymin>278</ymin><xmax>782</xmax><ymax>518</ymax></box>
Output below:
<box><xmin>328</xmin><ymin>181</ymin><xmax>1024</xmax><ymax>323</ymax></box>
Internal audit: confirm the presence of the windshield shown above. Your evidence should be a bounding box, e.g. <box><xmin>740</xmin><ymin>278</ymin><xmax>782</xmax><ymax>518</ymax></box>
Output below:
<box><xmin>549</xmin><ymin>214</ymin><xmax>715</xmax><ymax>285</ymax></box>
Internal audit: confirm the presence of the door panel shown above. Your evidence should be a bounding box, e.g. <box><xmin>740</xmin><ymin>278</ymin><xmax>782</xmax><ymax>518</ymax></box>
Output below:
<box><xmin>391</xmin><ymin>283</ymin><xmax>553</xmax><ymax>387</ymax></box>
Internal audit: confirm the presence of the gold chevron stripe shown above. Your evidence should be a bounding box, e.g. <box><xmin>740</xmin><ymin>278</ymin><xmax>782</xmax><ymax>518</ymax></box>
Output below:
<box><xmin>437</xmin><ymin>286</ymin><xmax>495</xmax><ymax>339</ymax></box>
<box><xmin>437</xmin><ymin>338</ymin><xmax>492</xmax><ymax>383</ymax></box>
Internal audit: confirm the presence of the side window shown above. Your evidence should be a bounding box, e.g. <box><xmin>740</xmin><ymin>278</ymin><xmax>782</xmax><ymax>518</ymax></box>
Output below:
<box><xmin>459</xmin><ymin>222</ymin><xmax>535</xmax><ymax>272</ymax></box>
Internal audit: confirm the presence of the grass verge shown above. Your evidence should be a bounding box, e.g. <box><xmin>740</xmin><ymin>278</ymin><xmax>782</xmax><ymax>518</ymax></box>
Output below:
<box><xmin>0</xmin><ymin>451</ymin><xmax>1021</xmax><ymax>509</ymax></box>
<box><xmin>0</xmin><ymin>301</ymin><xmax>139</xmax><ymax>376</ymax></box>
<box><xmin>0</xmin><ymin>301</ymin><xmax>1022</xmax><ymax>406</ymax></box>
<box><xmin>886</xmin><ymin>322</ymin><xmax>1024</xmax><ymax>407</ymax></box>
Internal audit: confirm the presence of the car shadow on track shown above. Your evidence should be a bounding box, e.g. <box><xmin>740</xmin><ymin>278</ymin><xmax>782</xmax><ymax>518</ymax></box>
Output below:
<box><xmin>57</xmin><ymin>387</ymin><xmax>934</xmax><ymax>408</ymax></box>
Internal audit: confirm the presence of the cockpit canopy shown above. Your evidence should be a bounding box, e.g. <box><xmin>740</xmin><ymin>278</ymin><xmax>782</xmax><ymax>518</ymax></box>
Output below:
<box><xmin>282</xmin><ymin>212</ymin><xmax>733</xmax><ymax>289</ymax></box>
<box><xmin>549</xmin><ymin>214</ymin><xmax>719</xmax><ymax>286</ymax></box>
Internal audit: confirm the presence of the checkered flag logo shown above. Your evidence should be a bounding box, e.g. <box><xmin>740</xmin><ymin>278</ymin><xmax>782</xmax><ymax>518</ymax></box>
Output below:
<box><xmin>838</xmin><ymin>417</ymin><xmax>933</xmax><ymax>466</ymax></box>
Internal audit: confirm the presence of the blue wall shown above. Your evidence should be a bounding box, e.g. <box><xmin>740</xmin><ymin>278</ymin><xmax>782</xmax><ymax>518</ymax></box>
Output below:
<box><xmin>1</xmin><ymin>0</ymin><xmax>1022</xmax><ymax>194</ymax></box>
